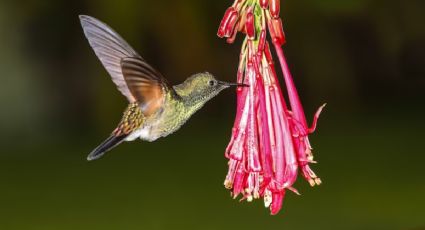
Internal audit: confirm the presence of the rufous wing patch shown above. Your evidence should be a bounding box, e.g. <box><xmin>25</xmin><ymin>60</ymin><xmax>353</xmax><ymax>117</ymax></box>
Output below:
<box><xmin>121</xmin><ymin>57</ymin><xmax>169</xmax><ymax>117</ymax></box>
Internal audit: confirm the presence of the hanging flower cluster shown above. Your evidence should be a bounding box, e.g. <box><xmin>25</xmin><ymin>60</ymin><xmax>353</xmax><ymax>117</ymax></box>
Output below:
<box><xmin>218</xmin><ymin>0</ymin><xmax>326</xmax><ymax>215</ymax></box>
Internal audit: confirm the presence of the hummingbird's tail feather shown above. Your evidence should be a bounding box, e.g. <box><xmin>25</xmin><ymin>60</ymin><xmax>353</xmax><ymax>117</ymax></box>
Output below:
<box><xmin>87</xmin><ymin>135</ymin><xmax>127</xmax><ymax>161</ymax></box>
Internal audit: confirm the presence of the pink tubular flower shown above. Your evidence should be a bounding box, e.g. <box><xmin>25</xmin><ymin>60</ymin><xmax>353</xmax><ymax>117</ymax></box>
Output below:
<box><xmin>218</xmin><ymin>0</ymin><xmax>326</xmax><ymax>215</ymax></box>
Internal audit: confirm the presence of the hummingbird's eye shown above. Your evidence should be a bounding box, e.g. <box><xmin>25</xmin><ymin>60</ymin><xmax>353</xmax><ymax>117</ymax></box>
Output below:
<box><xmin>208</xmin><ymin>80</ymin><xmax>216</xmax><ymax>86</ymax></box>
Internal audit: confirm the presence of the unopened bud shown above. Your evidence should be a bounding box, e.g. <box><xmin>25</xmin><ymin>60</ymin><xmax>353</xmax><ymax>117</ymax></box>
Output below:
<box><xmin>268</xmin><ymin>18</ymin><xmax>286</xmax><ymax>45</ymax></box>
<box><xmin>217</xmin><ymin>7</ymin><xmax>239</xmax><ymax>38</ymax></box>
<box><xmin>258</xmin><ymin>30</ymin><xmax>266</xmax><ymax>52</ymax></box>
<box><xmin>269</xmin><ymin>0</ymin><xmax>280</xmax><ymax>18</ymax></box>
<box><xmin>226</xmin><ymin>27</ymin><xmax>238</xmax><ymax>44</ymax></box>
<box><xmin>260</xmin><ymin>0</ymin><xmax>269</xmax><ymax>9</ymax></box>
<box><xmin>245</xmin><ymin>7</ymin><xmax>255</xmax><ymax>39</ymax></box>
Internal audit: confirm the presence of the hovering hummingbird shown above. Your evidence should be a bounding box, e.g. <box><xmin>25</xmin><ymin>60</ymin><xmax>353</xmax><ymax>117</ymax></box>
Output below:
<box><xmin>80</xmin><ymin>15</ymin><xmax>246</xmax><ymax>161</ymax></box>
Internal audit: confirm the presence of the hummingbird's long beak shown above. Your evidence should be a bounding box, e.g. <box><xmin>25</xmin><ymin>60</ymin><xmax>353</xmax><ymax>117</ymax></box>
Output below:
<box><xmin>218</xmin><ymin>81</ymin><xmax>249</xmax><ymax>87</ymax></box>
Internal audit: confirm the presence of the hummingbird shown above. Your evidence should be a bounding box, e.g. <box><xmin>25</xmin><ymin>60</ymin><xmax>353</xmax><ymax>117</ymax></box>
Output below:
<box><xmin>80</xmin><ymin>15</ymin><xmax>246</xmax><ymax>161</ymax></box>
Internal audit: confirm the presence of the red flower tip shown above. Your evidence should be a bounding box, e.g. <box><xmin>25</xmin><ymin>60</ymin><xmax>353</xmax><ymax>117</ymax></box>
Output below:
<box><xmin>308</xmin><ymin>103</ymin><xmax>327</xmax><ymax>133</ymax></box>
<box><xmin>260</xmin><ymin>0</ymin><xmax>269</xmax><ymax>9</ymax></box>
<box><xmin>269</xmin><ymin>0</ymin><xmax>281</xmax><ymax>18</ymax></box>
<box><xmin>270</xmin><ymin>190</ymin><xmax>285</xmax><ymax>215</ymax></box>
<box><xmin>245</xmin><ymin>7</ymin><xmax>256</xmax><ymax>39</ymax></box>
<box><xmin>226</xmin><ymin>27</ymin><xmax>239</xmax><ymax>44</ymax></box>
<box><xmin>268</xmin><ymin>18</ymin><xmax>286</xmax><ymax>45</ymax></box>
<box><xmin>258</xmin><ymin>30</ymin><xmax>266</xmax><ymax>52</ymax></box>
<box><xmin>217</xmin><ymin>7</ymin><xmax>239</xmax><ymax>38</ymax></box>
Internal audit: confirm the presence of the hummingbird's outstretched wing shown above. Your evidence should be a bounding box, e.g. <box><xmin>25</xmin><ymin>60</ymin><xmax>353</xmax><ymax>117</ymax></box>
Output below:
<box><xmin>79</xmin><ymin>15</ymin><xmax>171</xmax><ymax>117</ymax></box>
<box><xmin>80</xmin><ymin>15</ymin><xmax>139</xmax><ymax>102</ymax></box>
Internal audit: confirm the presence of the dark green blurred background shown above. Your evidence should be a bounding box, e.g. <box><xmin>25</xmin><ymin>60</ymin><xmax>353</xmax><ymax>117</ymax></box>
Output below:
<box><xmin>0</xmin><ymin>0</ymin><xmax>424</xmax><ymax>229</ymax></box>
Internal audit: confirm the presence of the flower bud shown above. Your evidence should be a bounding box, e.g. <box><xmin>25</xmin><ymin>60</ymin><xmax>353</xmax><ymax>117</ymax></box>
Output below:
<box><xmin>227</xmin><ymin>25</ymin><xmax>238</xmax><ymax>44</ymax></box>
<box><xmin>270</xmin><ymin>191</ymin><xmax>285</xmax><ymax>215</ymax></box>
<box><xmin>269</xmin><ymin>0</ymin><xmax>280</xmax><ymax>18</ymax></box>
<box><xmin>217</xmin><ymin>7</ymin><xmax>239</xmax><ymax>38</ymax></box>
<box><xmin>258</xmin><ymin>30</ymin><xmax>266</xmax><ymax>52</ymax></box>
<box><xmin>237</xmin><ymin>13</ymin><xmax>246</xmax><ymax>32</ymax></box>
<box><xmin>260</xmin><ymin>0</ymin><xmax>269</xmax><ymax>9</ymax></box>
<box><xmin>268</xmin><ymin>18</ymin><xmax>286</xmax><ymax>45</ymax></box>
<box><xmin>264</xmin><ymin>43</ymin><xmax>273</xmax><ymax>64</ymax></box>
<box><xmin>245</xmin><ymin>7</ymin><xmax>256</xmax><ymax>39</ymax></box>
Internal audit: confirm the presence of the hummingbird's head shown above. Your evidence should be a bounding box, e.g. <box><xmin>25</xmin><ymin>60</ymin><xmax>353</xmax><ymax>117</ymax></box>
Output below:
<box><xmin>174</xmin><ymin>72</ymin><xmax>246</xmax><ymax>104</ymax></box>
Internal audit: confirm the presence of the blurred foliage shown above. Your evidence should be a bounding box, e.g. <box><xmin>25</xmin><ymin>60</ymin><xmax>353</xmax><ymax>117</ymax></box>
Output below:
<box><xmin>0</xmin><ymin>0</ymin><xmax>424</xmax><ymax>229</ymax></box>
